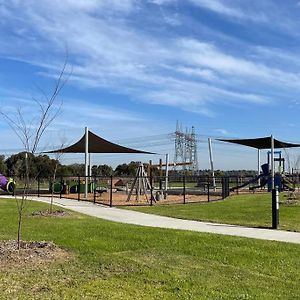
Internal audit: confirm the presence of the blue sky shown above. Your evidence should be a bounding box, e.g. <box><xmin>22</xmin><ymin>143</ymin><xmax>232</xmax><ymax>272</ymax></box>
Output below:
<box><xmin>1</xmin><ymin>0</ymin><xmax>300</xmax><ymax>170</ymax></box>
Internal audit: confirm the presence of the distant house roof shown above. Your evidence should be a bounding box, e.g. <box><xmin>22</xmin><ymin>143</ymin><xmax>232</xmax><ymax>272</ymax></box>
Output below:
<box><xmin>45</xmin><ymin>130</ymin><xmax>155</xmax><ymax>154</ymax></box>
<box><xmin>217</xmin><ymin>136</ymin><xmax>300</xmax><ymax>150</ymax></box>
<box><xmin>114</xmin><ymin>179</ymin><xmax>130</xmax><ymax>186</ymax></box>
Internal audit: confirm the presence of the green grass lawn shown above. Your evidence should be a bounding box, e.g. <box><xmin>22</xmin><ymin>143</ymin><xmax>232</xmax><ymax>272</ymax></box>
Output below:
<box><xmin>0</xmin><ymin>198</ymin><xmax>299</xmax><ymax>299</ymax></box>
<box><xmin>125</xmin><ymin>193</ymin><xmax>300</xmax><ymax>232</ymax></box>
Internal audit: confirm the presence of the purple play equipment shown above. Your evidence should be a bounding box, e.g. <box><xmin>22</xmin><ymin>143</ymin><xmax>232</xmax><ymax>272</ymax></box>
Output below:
<box><xmin>0</xmin><ymin>174</ymin><xmax>15</xmax><ymax>194</ymax></box>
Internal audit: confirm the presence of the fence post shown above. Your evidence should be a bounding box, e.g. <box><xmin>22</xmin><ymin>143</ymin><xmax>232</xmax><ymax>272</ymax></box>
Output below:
<box><xmin>37</xmin><ymin>176</ymin><xmax>40</xmax><ymax>197</ymax></box>
<box><xmin>207</xmin><ymin>176</ymin><xmax>210</xmax><ymax>202</ymax></box>
<box><xmin>236</xmin><ymin>176</ymin><xmax>239</xmax><ymax>195</ymax></box>
<box><xmin>226</xmin><ymin>177</ymin><xmax>230</xmax><ymax>198</ymax></box>
<box><xmin>222</xmin><ymin>177</ymin><xmax>225</xmax><ymax>199</ymax></box>
<box><xmin>78</xmin><ymin>175</ymin><xmax>80</xmax><ymax>201</ymax></box>
<box><xmin>150</xmin><ymin>170</ymin><xmax>153</xmax><ymax>206</ymax></box>
<box><xmin>183</xmin><ymin>175</ymin><xmax>186</xmax><ymax>204</ymax></box>
<box><xmin>93</xmin><ymin>176</ymin><xmax>96</xmax><ymax>204</ymax></box>
<box><xmin>110</xmin><ymin>175</ymin><xmax>113</xmax><ymax>207</ymax></box>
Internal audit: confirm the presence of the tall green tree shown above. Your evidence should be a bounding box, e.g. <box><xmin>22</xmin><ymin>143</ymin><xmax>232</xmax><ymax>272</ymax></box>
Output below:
<box><xmin>0</xmin><ymin>155</ymin><xmax>7</xmax><ymax>174</ymax></box>
<box><xmin>114</xmin><ymin>161</ymin><xmax>139</xmax><ymax>176</ymax></box>
<box><xmin>91</xmin><ymin>164</ymin><xmax>113</xmax><ymax>176</ymax></box>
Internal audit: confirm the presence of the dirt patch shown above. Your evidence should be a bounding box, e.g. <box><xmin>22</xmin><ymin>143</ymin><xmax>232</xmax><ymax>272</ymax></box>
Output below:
<box><xmin>31</xmin><ymin>210</ymin><xmax>70</xmax><ymax>217</ymax></box>
<box><xmin>48</xmin><ymin>192</ymin><xmax>221</xmax><ymax>206</ymax></box>
<box><xmin>0</xmin><ymin>240</ymin><xmax>70</xmax><ymax>269</ymax></box>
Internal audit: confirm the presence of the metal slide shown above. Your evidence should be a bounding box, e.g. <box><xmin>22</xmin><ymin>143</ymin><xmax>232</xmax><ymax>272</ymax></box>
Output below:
<box><xmin>230</xmin><ymin>174</ymin><xmax>266</xmax><ymax>192</ymax></box>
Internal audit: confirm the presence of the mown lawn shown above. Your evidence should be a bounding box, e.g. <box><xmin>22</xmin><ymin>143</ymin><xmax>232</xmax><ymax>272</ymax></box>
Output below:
<box><xmin>0</xmin><ymin>198</ymin><xmax>299</xmax><ymax>299</ymax></box>
<box><xmin>125</xmin><ymin>193</ymin><xmax>300</xmax><ymax>232</ymax></box>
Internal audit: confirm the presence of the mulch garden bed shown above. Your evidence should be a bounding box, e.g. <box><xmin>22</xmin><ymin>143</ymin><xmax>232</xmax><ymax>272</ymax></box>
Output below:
<box><xmin>0</xmin><ymin>240</ymin><xmax>70</xmax><ymax>268</ymax></box>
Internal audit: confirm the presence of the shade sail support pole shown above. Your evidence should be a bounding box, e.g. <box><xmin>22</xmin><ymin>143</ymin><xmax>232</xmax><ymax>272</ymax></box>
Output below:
<box><xmin>85</xmin><ymin>127</ymin><xmax>89</xmax><ymax>198</ymax></box>
<box><xmin>271</xmin><ymin>135</ymin><xmax>274</xmax><ymax>190</ymax></box>
<box><xmin>89</xmin><ymin>153</ymin><xmax>92</xmax><ymax>178</ymax></box>
<box><xmin>208</xmin><ymin>138</ymin><xmax>216</xmax><ymax>191</ymax></box>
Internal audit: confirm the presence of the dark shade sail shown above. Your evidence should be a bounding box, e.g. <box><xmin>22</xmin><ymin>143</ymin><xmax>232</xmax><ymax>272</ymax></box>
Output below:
<box><xmin>46</xmin><ymin>130</ymin><xmax>155</xmax><ymax>154</ymax></box>
<box><xmin>217</xmin><ymin>137</ymin><xmax>300</xmax><ymax>150</ymax></box>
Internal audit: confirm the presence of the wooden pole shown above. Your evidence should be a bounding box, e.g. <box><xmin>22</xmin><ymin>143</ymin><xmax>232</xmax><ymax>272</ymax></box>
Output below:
<box><xmin>159</xmin><ymin>159</ymin><xmax>163</xmax><ymax>177</ymax></box>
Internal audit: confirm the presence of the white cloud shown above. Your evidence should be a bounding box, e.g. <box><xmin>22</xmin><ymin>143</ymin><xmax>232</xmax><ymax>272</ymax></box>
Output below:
<box><xmin>0</xmin><ymin>0</ymin><xmax>299</xmax><ymax>119</ymax></box>
<box><xmin>190</xmin><ymin>0</ymin><xmax>244</xmax><ymax>17</ymax></box>
<box><xmin>188</xmin><ymin>0</ymin><xmax>267</xmax><ymax>22</ymax></box>
<box><xmin>174</xmin><ymin>66</ymin><xmax>217</xmax><ymax>80</ymax></box>
<box><xmin>214</xmin><ymin>128</ymin><xmax>230</xmax><ymax>136</ymax></box>
<box><xmin>177</xmin><ymin>38</ymin><xmax>300</xmax><ymax>87</ymax></box>
<box><xmin>161</xmin><ymin>12</ymin><xmax>181</xmax><ymax>26</ymax></box>
<box><xmin>33</xmin><ymin>0</ymin><xmax>136</xmax><ymax>15</ymax></box>
<box><xmin>0</xmin><ymin>87</ymin><xmax>159</xmax><ymax>153</ymax></box>
<box><xmin>148</xmin><ymin>0</ymin><xmax>176</xmax><ymax>5</ymax></box>
<box><xmin>0</xmin><ymin>89</ymin><xmax>146</xmax><ymax>127</ymax></box>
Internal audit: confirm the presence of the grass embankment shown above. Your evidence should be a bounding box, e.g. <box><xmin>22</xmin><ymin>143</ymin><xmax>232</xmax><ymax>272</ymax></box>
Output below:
<box><xmin>125</xmin><ymin>193</ymin><xmax>300</xmax><ymax>232</ymax></box>
<box><xmin>0</xmin><ymin>198</ymin><xmax>299</xmax><ymax>299</ymax></box>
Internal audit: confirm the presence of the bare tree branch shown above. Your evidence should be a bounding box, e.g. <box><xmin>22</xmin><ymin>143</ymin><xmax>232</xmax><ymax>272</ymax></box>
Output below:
<box><xmin>0</xmin><ymin>52</ymin><xmax>70</xmax><ymax>249</ymax></box>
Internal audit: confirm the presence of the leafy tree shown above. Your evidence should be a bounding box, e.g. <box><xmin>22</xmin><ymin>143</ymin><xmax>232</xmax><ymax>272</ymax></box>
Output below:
<box><xmin>91</xmin><ymin>164</ymin><xmax>113</xmax><ymax>176</ymax></box>
<box><xmin>0</xmin><ymin>155</ymin><xmax>7</xmax><ymax>174</ymax></box>
<box><xmin>57</xmin><ymin>163</ymin><xmax>85</xmax><ymax>176</ymax></box>
<box><xmin>6</xmin><ymin>152</ymin><xmax>33</xmax><ymax>178</ymax></box>
<box><xmin>5</xmin><ymin>152</ymin><xmax>57</xmax><ymax>179</ymax></box>
<box><xmin>114</xmin><ymin>161</ymin><xmax>140</xmax><ymax>176</ymax></box>
<box><xmin>34</xmin><ymin>155</ymin><xmax>57</xmax><ymax>179</ymax></box>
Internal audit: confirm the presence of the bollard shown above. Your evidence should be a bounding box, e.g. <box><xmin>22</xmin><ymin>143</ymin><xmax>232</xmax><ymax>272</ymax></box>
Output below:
<box><xmin>272</xmin><ymin>188</ymin><xmax>279</xmax><ymax>229</ymax></box>
<box><xmin>207</xmin><ymin>177</ymin><xmax>210</xmax><ymax>202</ymax></box>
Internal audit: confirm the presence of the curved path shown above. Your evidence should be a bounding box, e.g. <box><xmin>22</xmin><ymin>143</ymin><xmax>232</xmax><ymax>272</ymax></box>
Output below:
<box><xmin>8</xmin><ymin>196</ymin><xmax>300</xmax><ymax>245</ymax></box>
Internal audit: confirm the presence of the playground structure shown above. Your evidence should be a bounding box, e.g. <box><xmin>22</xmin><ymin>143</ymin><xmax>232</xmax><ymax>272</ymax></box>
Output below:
<box><xmin>2</xmin><ymin>122</ymin><xmax>300</xmax><ymax>213</ymax></box>
<box><xmin>31</xmin><ymin>141</ymin><xmax>300</xmax><ymax>206</ymax></box>
<box><xmin>47</xmin><ymin>173</ymin><xmax>223</xmax><ymax>206</ymax></box>
<box><xmin>43</xmin><ymin>135</ymin><xmax>300</xmax><ymax>206</ymax></box>
<box><xmin>127</xmin><ymin>163</ymin><xmax>152</xmax><ymax>202</ymax></box>
<box><xmin>229</xmin><ymin>151</ymin><xmax>296</xmax><ymax>193</ymax></box>
<box><xmin>47</xmin><ymin>157</ymin><xmax>224</xmax><ymax>206</ymax></box>
<box><xmin>5</xmin><ymin>129</ymin><xmax>300</xmax><ymax>208</ymax></box>
<box><xmin>0</xmin><ymin>174</ymin><xmax>14</xmax><ymax>194</ymax></box>
<box><xmin>45</xmin><ymin>132</ymin><xmax>220</xmax><ymax>206</ymax></box>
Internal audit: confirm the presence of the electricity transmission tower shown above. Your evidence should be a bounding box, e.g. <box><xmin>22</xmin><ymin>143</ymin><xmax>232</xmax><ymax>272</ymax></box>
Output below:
<box><xmin>174</xmin><ymin>122</ymin><xmax>198</xmax><ymax>173</ymax></box>
<box><xmin>174</xmin><ymin>121</ymin><xmax>185</xmax><ymax>166</ymax></box>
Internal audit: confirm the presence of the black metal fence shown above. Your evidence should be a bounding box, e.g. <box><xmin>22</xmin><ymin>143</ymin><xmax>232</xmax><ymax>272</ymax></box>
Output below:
<box><xmin>5</xmin><ymin>173</ymin><xmax>300</xmax><ymax>207</ymax></box>
<box><xmin>46</xmin><ymin>174</ymin><xmax>227</xmax><ymax>206</ymax></box>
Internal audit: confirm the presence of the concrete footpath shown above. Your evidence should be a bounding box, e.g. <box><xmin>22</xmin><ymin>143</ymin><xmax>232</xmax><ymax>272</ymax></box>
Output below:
<box><xmin>6</xmin><ymin>196</ymin><xmax>300</xmax><ymax>245</ymax></box>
